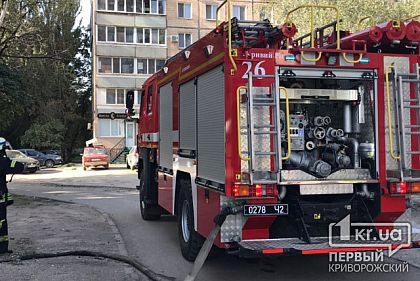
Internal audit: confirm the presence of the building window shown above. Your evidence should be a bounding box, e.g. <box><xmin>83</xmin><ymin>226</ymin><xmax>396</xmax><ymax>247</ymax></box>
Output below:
<box><xmin>98</xmin><ymin>57</ymin><xmax>112</xmax><ymax>73</ymax></box>
<box><xmin>98</xmin><ymin>0</ymin><xmax>106</xmax><ymax>10</ymax></box>
<box><xmin>102</xmin><ymin>0</ymin><xmax>165</xmax><ymax>14</ymax></box>
<box><xmin>98</xmin><ymin>57</ymin><xmax>134</xmax><ymax>74</ymax></box>
<box><xmin>98</xmin><ymin>25</ymin><xmax>106</xmax><ymax>41</ymax></box>
<box><xmin>137</xmin><ymin>28</ymin><xmax>166</xmax><ymax>45</ymax></box>
<box><xmin>112</xmin><ymin>58</ymin><xmax>120</xmax><ymax>73</ymax></box>
<box><xmin>151</xmin><ymin>29</ymin><xmax>158</xmax><ymax>44</ymax></box>
<box><xmin>117</xmin><ymin>0</ymin><xmax>124</xmax><ymax>11</ymax></box>
<box><xmin>126</xmin><ymin>27</ymin><xmax>134</xmax><ymax>43</ymax></box>
<box><xmin>106</xmin><ymin>89</ymin><xmax>116</xmax><ymax>104</ymax></box>
<box><xmin>136</xmin><ymin>0</ymin><xmax>142</xmax><ymax>12</ymax></box>
<box><xmin>117</xmin><ymin>27</ymin><xmax>125</xmax><ymax>42</ymax></box>
<box><xmin>108</xmin><ymin>0</ymin><xmax>115</xmax><ymax>10</ymax></box>
<box><xmin>137</xmin><ymin>58</ymin><xmax>165</xmax><ymax>74</ymax></box>
<box><xmin>156</xmin><ymin>59</ymin><xmax>165</xmax><ymax>71</ymax></box>
<box><xmin>99</xmin><ymin>119</ymin><xmax>124</xmax><ymax>137</ymax></box>
<box><xmin>106</xmin><ymin>89</ymin><xmax>127</xmax><ymax>104</ymax></box>
<box><xmin>151</xmin><ymin>0</ymin><xmax>158</xmax><ymax>13</ymax></box>
<box><xmin>178</xmin><ymin>33</ymin><xmax>191</xmax><ymax>49</ymax></box>
<box><xmin>126</xmin><ymin>0</ymin><xmax>134</xmax><ymax>12</ymax></box>
<box><xmin>107</xmin><ymin>26</ymin><xmax>115</xmax><ymax>41</ymax></box>
<box><xmin>178</xmin><ymin>3</ymin><xmax>191</xmax><ymax>19</ymax></box>
<box><xmin>121</xmin><ymin>58</ymin><xmax>134</xmax><ymax>73</ymax></box>
<box><xmin>158</xmin><ymin>0</ymin><xmax>165</xmax><ymax>14</ymax></box>
<box><xmin>159</xmin><ymin>29</ymin><xmax>165</xmax><ymax>45</ymax></box>
<box><xmin>144</xmin><ymin>28</ymin><xmax>150</xmax><ymax>43</ymax></box>
<box><xmin>117</xmin><ymin>89</ymin><xmax>125</xmax><ymax>104</ymax></box>
<box><xmin>233</xmin><ymin>5</ymin><xmax>245</xmax><ymax>20</ymax></box>
<box><xmin>137</xmin><ymin>59</ymin><xmax>147</xmax><ymax>74</ymax></box>
<box><xmin>144</xmin><ymin>0</ymin><xmax>150</xmax><ymax>13</ymax></box>
<box><xmin>205</xmin><ymin>4</ymin><xmax>217</xmax><ymax>20</ymax></box>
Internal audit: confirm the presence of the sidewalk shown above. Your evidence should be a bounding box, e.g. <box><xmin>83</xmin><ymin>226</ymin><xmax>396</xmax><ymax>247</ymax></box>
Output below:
<box><xmin>0</xmin><ymin>195</ymin><xmax>144</xmax><ymax>281</ymax></box>
<box><xmin>10</xmin><ymin>164</ymin><xmax>139</xmax><ymax>189</ymax></box>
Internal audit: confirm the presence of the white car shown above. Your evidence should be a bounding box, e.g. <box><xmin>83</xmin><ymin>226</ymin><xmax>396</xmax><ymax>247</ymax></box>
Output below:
<box><xmin>126</xmin><ymin>146</ymin><xmax>138</xmax><ymax>170</ymax></box>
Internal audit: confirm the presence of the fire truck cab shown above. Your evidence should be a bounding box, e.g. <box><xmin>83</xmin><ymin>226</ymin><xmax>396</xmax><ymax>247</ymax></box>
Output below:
<box><xmin>137</xmin><ymin>3</ymin><xmax>420</xmax><ymax>261</ymax></box>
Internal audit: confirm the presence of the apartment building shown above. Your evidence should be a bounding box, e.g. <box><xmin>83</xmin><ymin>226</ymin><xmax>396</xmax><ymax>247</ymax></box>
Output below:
<box><xmin>91</xmin><ymin>0</ymin><xmax>271</xmax><ymax>152</ymax></box>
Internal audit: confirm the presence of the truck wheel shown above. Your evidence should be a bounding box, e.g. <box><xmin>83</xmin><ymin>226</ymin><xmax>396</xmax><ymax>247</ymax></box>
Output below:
<box><xmin>177</xmin><ymin>179</ymin><xmax>204</xmax><ymax>261</ymax></box>
<box><xmin>139</xmin><ymin>171</ymin><xmax>161</xmax><ymax>221</ymax></box>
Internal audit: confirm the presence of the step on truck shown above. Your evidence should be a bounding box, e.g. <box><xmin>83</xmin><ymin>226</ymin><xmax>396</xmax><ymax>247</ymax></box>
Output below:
<box><xmin>135</xmin><ymin>3</ymin><xmax>420</xmax><ymax>261</ymax></box>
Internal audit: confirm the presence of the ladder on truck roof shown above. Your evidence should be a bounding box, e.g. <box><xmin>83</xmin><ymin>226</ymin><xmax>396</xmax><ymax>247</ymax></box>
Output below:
<box><xmin>238</xmin><ymin>68</ymin><xmax>290</xmax><ymax>185</ymax></box>
<box><xmin>386</xmin><ymin>63</ymin><xmax>420</xmax><ymax>181</ymax></box>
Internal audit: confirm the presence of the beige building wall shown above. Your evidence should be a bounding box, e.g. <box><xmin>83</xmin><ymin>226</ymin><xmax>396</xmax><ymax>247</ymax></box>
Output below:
<box><xmin>92</xmin><ymin>0</ymin><xmax>271</xmax><ymax>150</ymax></box>
<box><xmin>166</xmin><ymin>0</ymin><xmax>270</xmax><ymax>56</ymax></box>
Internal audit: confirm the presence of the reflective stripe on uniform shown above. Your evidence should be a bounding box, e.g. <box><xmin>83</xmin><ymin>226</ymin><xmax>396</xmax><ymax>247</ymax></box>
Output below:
<box><xmin>0</xmin><ymin>220</ymin><xmax>4</xmax><ymax>229</ymax></box>
<box><xmin>6</xmin><ymin>193</ymin><xmax>12</xmax><ymax>201</ymax></box>
<box><xmin>10</xmin><ymin>160</ymin><xmax>16</xmax><ymax>168</ymax></box>
<box><xmin>0</xmin><ymin>195</ymin><xmax>5</xmax><ymax>203</ymax></box>
<box><xmin>0</xmin><ymin>235</ymin><xmax>8</xmax><ymax>242</ymax></box>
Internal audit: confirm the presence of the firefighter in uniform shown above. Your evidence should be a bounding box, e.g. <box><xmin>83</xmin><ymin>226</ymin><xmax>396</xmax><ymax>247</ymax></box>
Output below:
<box><xmin>0</xmin><ymin>137</ymin><xmax>24</xmax><ymax>253</ymax></box>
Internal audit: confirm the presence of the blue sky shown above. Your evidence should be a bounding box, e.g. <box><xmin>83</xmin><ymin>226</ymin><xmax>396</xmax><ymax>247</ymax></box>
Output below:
<box><xmin>78</xmin><ymin>0</ymin><xmax>91</xmax><ymax>27</ymax></box>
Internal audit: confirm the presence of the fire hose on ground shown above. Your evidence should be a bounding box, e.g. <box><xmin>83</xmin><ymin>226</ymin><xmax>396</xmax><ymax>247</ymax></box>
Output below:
<box><xmin>184</xmin><ymin>205</ymin><xmax>244</xmax><ymax>281</ymax></box>
<box><xmin>0</xmin><ymin>250</ymin><xmax>174</xmax><ymax>281</ymax></box>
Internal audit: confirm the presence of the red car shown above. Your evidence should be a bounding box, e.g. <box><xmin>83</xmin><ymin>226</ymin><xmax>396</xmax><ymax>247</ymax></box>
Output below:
<box><xmin>82</xmin><ymin>146</ymin><xmax>110</xmax><ymax>170</ymax></box>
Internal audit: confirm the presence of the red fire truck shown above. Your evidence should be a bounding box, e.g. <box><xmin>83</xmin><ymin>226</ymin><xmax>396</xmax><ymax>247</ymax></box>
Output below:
<box><xmin>136</xmin><ymin>3</ymin><xmax>420</xmax><ymax>261</ymax></box>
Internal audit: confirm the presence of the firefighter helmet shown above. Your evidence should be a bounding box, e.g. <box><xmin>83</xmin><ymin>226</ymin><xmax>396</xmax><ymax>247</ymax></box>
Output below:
<box><xmin>0</xmin><ymin>137</ymin><xmax>6</xmax><ymax>150</ymax></box>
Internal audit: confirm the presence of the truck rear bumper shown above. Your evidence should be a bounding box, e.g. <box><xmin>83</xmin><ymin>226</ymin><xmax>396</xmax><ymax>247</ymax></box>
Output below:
<box><xmin>228</xmin><ymin>234</ymin><xmax>420</xmax><ymax>258</ymax></box>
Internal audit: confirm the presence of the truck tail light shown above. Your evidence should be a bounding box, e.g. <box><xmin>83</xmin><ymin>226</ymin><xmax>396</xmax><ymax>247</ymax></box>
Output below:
<box><xmin>411</xmin><ymin>182</ymin><xmax>420</xmax><ymax>193</ymax></box>
<box><xmin>232</xmin><ymin>184</ymin><xmax>275</xmax><ymax>197</ymax></box>
<box><xmin>400</xmin><ymin>181</ymin><xmax>407</xmax><ymax>194</ymax></box>
<box><xmin>255</xmin><ymin>184</ymin><xmax>262</xmax><ymax>197</ymax></box>
<box><xmin>388</xmin><ymin>181</ymin><xmax>419</xmax><ymax>194</ymax></box>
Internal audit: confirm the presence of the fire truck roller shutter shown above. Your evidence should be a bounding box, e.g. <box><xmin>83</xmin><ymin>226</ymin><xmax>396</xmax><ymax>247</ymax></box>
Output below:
<box><xmin>159</xmin><ymin>82</ymin><xmax>173</xmax><ymax>172</ymax></box>
<box><xmin>197</xmin><ymin>65</ymin><xmax>225</xmax><ymax>188</ymax></box>
<box><xmin>179</xmin><ymin>79</ymin><xmax>197</xmax><ymax>157</ymax></box>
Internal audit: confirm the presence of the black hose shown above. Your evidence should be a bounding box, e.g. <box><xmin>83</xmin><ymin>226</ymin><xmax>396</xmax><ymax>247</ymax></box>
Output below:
<box><xmin>0</xmin><ymin>250</ymin><xmax>175</xmax><ymax>281</ymax></box>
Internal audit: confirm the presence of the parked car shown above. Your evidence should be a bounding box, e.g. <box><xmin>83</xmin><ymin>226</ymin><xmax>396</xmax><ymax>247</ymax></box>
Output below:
<box><xmin>5</xmin><ymin>150</ymin><xmax>40</xmax><ymax>173</ymax></box>
<box><xmin>126</xmin><ymin>146</ymin><xmax>138</xmax><ymax>170</ymax></box>
<box><xmin>19</xmin><ymin>149</ymin><xmax>63</xmax><ymax>168</ymax></box>
<box><xmin>41</xmin><ymin>149</ymin><xmax>61</xmax><ymax>156</ymax></box>
<box><xmin>82</xmin><ymin>147</ymin><xmax>110</xmax><ymax>170</ymax></box>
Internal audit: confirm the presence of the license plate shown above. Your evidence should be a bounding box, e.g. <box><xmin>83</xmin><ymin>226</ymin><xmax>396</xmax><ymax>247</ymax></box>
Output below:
<box><xmin>91</xmin><ymin>159</ymin><xmax>101</xmax><ymax>162</ymax></box>
<box><xmin>243</xmin><ymin>204</ymin><xmax>288</xmax><ymax>216</ymax></box>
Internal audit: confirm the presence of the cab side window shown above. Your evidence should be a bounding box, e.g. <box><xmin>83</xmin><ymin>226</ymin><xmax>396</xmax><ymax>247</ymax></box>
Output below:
<box><xmin>140</xmin><ymin>89</ymin><xmax>145</xmax><ymax>114</ymax></box>
<box><xmin>146</xmin><ymin>85</ymin><xmax>153</xmax><ymax>114</ymax></box>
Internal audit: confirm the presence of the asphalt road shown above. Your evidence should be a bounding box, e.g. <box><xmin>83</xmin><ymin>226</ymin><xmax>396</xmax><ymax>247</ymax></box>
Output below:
<box><xmin>7</xmin><ymin>170</ymin><xmax>420</xmax><ymax>281</ymax></box>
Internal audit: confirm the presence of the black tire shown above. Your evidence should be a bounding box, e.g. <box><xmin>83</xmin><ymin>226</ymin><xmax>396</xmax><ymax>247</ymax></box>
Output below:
<box><xmin>45</xmin><ymin>160</ymin><xmax>54</xmax><ymax>168</ymax></box>
<box><xmin>139</xmin><ymin>170</ymin><xmax>161</xmax><ymax>221</ymax></box>
<box><xmin>104</xmin><ymin>164</ymin><xmax>109</xmax><ymax>169</ymax></box>
<box><xmin>177</xmin><ymin>179</ymin><xmax>204</xmax><ymax>261</ymax></box>
<box><xmin>127</xmin><ymin>162</ymin><xmax>130</xmax><ymax>169</ymax></box>
<box><xmin>83</xmin><ymin>166</ymin><xmax>87</xmax><ymax>171</ymax></box>
<box><xmin>29</xmin><ymin>170</ymin><xmax>37</xmax><ymax>174</ymax></box>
